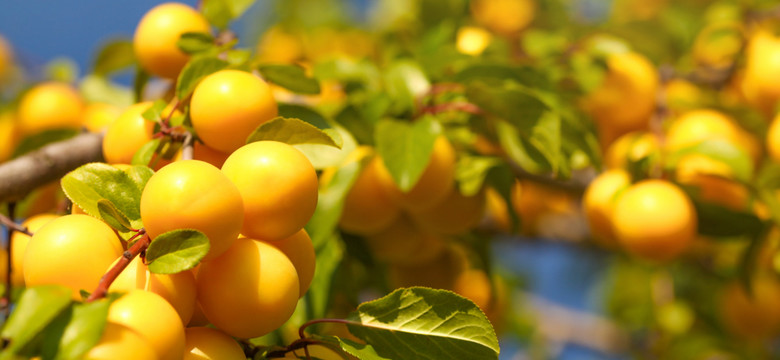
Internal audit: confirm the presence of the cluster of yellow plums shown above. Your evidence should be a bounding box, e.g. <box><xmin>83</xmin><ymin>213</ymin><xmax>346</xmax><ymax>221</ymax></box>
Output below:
<box><xmin>0</xmin><ymin>3</ymin><xmax>324</xmax><ymax>359</ymax></box>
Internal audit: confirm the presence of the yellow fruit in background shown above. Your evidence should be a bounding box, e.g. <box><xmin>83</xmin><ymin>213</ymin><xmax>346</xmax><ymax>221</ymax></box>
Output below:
<box><xmin>141</xmin><ymin>160</ymin><xmax>244</xmax><ymax>261</ymax></box>
<box><xmin>664</xmin><ymin>79</ymin><xmax>704</xmax><ymax>112</ymax></box>
<box><xmin>102</xmin><ymin>102</ymin><xmax>155</xmax><ymax>165</ymax></box>
<box><xmin>470</xmin><ymin>0</ymin><xmax>536</xmax><ymax>35</ymax></box>
<box><xmin>83</xmin><ymin>102</ymin><xmax>122</xmax><ymax>132</ymax></box>
<box><xmin>665</xmin><ymin>109</ymin><xmax>758</xmax><ymax>161</ymax></box>
<box><xmin>263</xmin><ymin>229</ymin><xmax>316</xmax><ymax>297</ymax></box>
<box><xmin>366</xmin><ymin>214</ymin><xmax>447</xmax><ymax>266</ymax></box>
<box><xmin>197</xmin><ymin>237</ymin><xmax>299</xmax><ymax>339</ymax></box>
<box><xmin>107</xmin><ymin>290</ymin><xmax>186</xmax><ymax>360</ymax></box>
<box><xmin>109</xmin><ymin>256</ymin><xmax>197</xmax><ymax>325</ymax></box>
<box><xmin>766</xmin><ymin>112</ymin><xmax>780</xmax><ymax>163</ymax></box>
<box><xmin>184</xmin><ymin>327</ymin><xmax>245</xmax><ymax>360</ymax></box>
<box><xmin>221</xmin><ymin>141</ymin><xmax>318</xmax><ymax>241</ymax></box>
<box><xmin>456</xmin><ymin>26</ymin><xmax>492</xmax><ymax>55</ymax></box>
<box><xmin>0</xmin><ymin>34</ymin><xmax>13</xmax><ymax>77</ymax></box>
<box><xmin>741</xmin><ymin>28</ymin><xmax>780</xmax><ymax>117</ymax></box>
<box><xmin>511</xmin><ymin>179</ymin><xmax>576</xmax><ymax>235</ymax></box>
<box><xmin>190</xmin><ymin>70</ymin><xmax>278</xmax><ymax>153</ymax></box>
<box><xmin>483</xmin><ymin>187</ymin><xmax>511</xmax><ymax>232</ymax></box>
<box><xmin>582</xmin><ymin>169</ymin><xmax>631</xmax><ymax>246</ymax></box>
<box><xmin>23</xmin><ymin>214</ymin><xmax>123</xmax><ymax>299</ymax></box>
<box><xmin>581</xmin><ymin>51</ymin><xmax>658</xmax><ymax>145</ymax></box>
<box><xmin>376</xmin><ymin>136</ymin><xmax>456</xmax><ymax>211</ymax></box>
<box><xmin>17</xmin><ymin>82</ymin><xmax>84</xmax><ymax>136</ymax></box>
<box><xmin>692</xmin><ymin>22</ymin><xmax>744</xmax><ymax>69</ymax></box>
<box><xmin>453</xmin><ymin>269</ymin><xmax>493</xmax><ymax>311</ymax></box>
<box><xmin>612</xmin><ymin>180</ymin><xmax>697</xmax><ymax>262</ymax></box>
<box><xmin>410</xmin><ymin>187</ymin><xmax>487</xmax><ymax>235</ymax></box>
<box><xmin>10</xmin><ymin>213</ymin><xmax>58</xmax><ymax>286</ymax></box>
<box><xmin>720</xmin><ymin>277</ymin><xmax>780</xmax><ymax>340</ymax></box>
<box><xmin>84</xmin><ymin>322</ymin><xmax>159</xmax><ymax>360</ymax></box>
<box><xmin>339</xmin><ymin>155</ymin><xmax>402</xmax><ymax>236</ymax></box>
<box><xmin>133</xmin><ymin>2</ymin><xmax>211</xmax><ymax>78</ymax></box>
<box><xmin>256</xmin><ymin>26</ymin><xmax>304</xmax><ymax>63</ymax></box>
<box><xmin>675</xmin><ymin>154</ymin><xmax>749</xmax><ymax>211</ymax></box>
<box><xmin>604</xmin><ymin>131</ymin><xmax>659</xmax><ymax>169</ymax></box>
<box><xmin>0</xmin><ymin>111</ymin><xmax>18</xmax><ymax>163</ymax></box>
<box><xmin>389</xmin><ymin>244</ymin><xmax>469</xmax><ymax>290</ymax></box>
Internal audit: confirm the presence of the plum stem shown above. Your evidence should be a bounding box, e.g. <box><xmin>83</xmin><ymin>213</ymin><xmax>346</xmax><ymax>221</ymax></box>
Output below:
<box><xmin>86</xmin><ymin>230</ymin><xmax>150</xmax><ymax>302</ymax></box>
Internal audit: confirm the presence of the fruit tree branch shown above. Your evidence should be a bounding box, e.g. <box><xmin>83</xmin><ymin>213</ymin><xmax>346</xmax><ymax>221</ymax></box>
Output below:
<box><xmin>0</xmin><ymin>132</ymin><xmax>104</xmax><ymax>203</ymax></box>
<box><xmin>86</xmin><ymin>231</ymin><xmax>150</xmax><ymax>302</ymax></box>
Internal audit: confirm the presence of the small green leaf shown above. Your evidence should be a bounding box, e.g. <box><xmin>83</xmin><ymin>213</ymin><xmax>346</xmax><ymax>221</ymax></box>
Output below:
<box><xmin>47</xmin><ymin>299</ymin><xmax>113</xmax><ymax>360</ymax></box>
<box><xmin>201</xmin><ymin>0</ymin><xmax>256</xmax><ymax>29</ymax></box>
<box><xmin>146</xmin><ymin>229</ymin><xmax>210</xmax><ymax>274</ymax></box>
<box><xmin>79</xmin><ymin>75</ymin><xmax>134</xmax><ymax>108</ymax></box>
<box><xmin>97</xmin><ymin>199</ymin><xmax>133</xmax><ymax>232</ymax></box>
<box><xmin>45</xmin><ymin>58</ymin><xmax>79</xmax><ymax>84</ymax></box>
<box><xmin>278</xmin><ymin>103</ymin><xmax>331</xmax><ymax>130</ymax></box>
<box><xmin>455</xmin><ymin>64</ymin><xmax>551</xmax><ymax>90</ymax></box>
<box><xmin>0</xmin><ymin>285</ymin><xmax>72</xmax><ymax>356</ymax></box>
<box><xmin>666</xmin><ymin>139</ymin><xmax>754</xmax><ymax>182</ymax></box>
<box><xmin>123</xmin><ymin>165</ymin><xmax>155</xmax><ymax>193</ymax></box>
<box><xmin>92</xmin><ymin>39</ymin><xmax>135</xmax><ymax>75</ymax></box>
<box><xmin>305</xmin><ymin>234</ymin><xmax>345</xmax><ymax>320</ymax></box>
<box><xmin>335</xmin><ymin>105</ymin><xmax>375</xmax><ymax>146</ymax></box>
<box><xmin>141</xmin><ymin>99</ymin><xmax>168</xmax><ymax>123</ymax></box>
<box><xmin>383</xmin><ymin>60</ymin><xmax>430</xmax><ymax>115</ymax></box>
<box><xmin>175</xmin><ymin>56</ymin><xmax>229</xmax><ymax>99</ymax></box>
<box><xmin>258</xmin><ymin>64</ymin><xmax>321</xmax><ymax>95</ymax></box>
<box><xmin>466</xmin><ymin>81</ymin><xmax>550</xmax><ymax>130</ymax></box>
<box><xmin>691</xmin><ymin>199</ymin><xmax>763</xmax><ymax>238</ymax></box>
<box><xmin>456</xmin><ymin>156</ymin><xmax>502</xmax><ymax>197</ymax></box>
<box><xmin>131</xmin><ymin>138</ymin><xmax>161</xmax><ymax>166</ymax></box>
<box><xmin>246</xmin><ymin>117</ymin><xmax>341</xmax><ymax>148</ymax></box>
<box><xmin>496</xmin><ymin>120</ymin><xmax>551</xmax><ymax>174</ymax></box>
<box><xmin>225</xmin><ymin>49</ymin><xmax>251</xmax><ymax>66</ymax></box>
<box><xmin>343</xmin><ymin>287</ymin><xmax>499</xmax><ymax>360</ymax></box>
<box><xmin>133</xmin><ymin>66</ymin><xmax>150</xmax><ymax>103</ymax></box>
<box><xmin>374</xmin><ymin>116</ymin><xmax>441</xmax><ymax>191</ymax></box>
<box><xmin>12</xmin><ymin>129</ymin><xmax>79</xmax><ymax>158</ymax></box>
<box><xmin>61</xmin><ymin>163</ymin><xmax>144</xmax><ymax>222</ymax></box>
<box><xmin>176</xmin><ymin>32</ymin><xmax>215</xmax><ymax>54</ymax></box>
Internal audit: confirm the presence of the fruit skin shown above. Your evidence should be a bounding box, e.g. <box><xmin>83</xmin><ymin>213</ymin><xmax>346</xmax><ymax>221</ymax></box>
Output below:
<box><xmin>339</xmin><ymin>154</ymin><xmax>402</xmax><ymax>236</ymax></box>
<box><xmin>410</xmin><ymin>187</ymin><xmax>487</xmax><ymax>235</ymax></box>
<box><xmin>23</xmin><ymin>214</ymin><xmax>123</xmax><ymax>299</ymax></box>
<box><xmin>190</xmin><ymin>70</ymin><xmax>278</xmax><ymax>153</ymax></box>
<box><xmin>740</xmin><ymin>29</ymin><xmax>780</xmax><ymax>117</ymax></box>
<box><xmin>767</xmin><ymin>112</ymin><xmax>780</xmax><ymax>163</ymax></box>
<box><xmin>10</xmin><ymin>214</ymin><xmax>58</xmax><ymax>286</ymax></box>
<box><xmin>133</xmin><ymin>2</ymin><xmax>210</xmax><ymax>78</ymax></box>
<box><xmin>612</xmin><ymin>180</ymin><xmax>697</xmax><ymax>262</ymax></box>
<box><xmin>196</xmin><ymin>237</ymin><xmax>300</xmax><ymax>339</ymax></box>
<box><xmin>263</xmin><ymin>229</ymin><xmax>316</xmax><ymax>297</ymax></box>
<box><xmin>109</xmin><ymin>256</ymin><xmax>197</xmax><ymax>325</ymax></box>
<box><xmin>604</xmin><ymin>131</ymin><xmax>659</xmax><ymax>169</ymax></box>
<box><xmin>720</xmin><ymin>277</ymin><xmax>780</xmax><ymax>340</ymax></box>
<box><xmin>102</xmin><ymin>102</ymin><xmax>155</xmax><ymax>165</ymax></box>
<box><xmin>83</xmin><ymin>102</ymin><xmax>122</xmax><ymax>133</ymax></box>
<box><xmin>665</xmin><ymin>109</ymin><xmax>759</xmax><ymax>162</ymax></box>
<box><xmin>581</xmin><ymin>51</ymin><xmax>658</xmax><ymax>146</ymax></box>
<box><xmin>17</xmin><ymin>82</ymin><xmax>84</xmax><ymax>136</ymax></box>
<box><xmin>582</xmin><ymin>169</ymin><xmax>631</xmax><ymax>246</ymax></box>
<box><xmin>366</xmin><ymin>213</ymin><xmax>447</xmax><ymax>266</ymax></box>
<box><xmin>83</xmin><ymin>322</ymin><xmax>159</xmax><ymax>360</ymax></box>
<box><xmin>456</xmin><ymin>26</ymin><xmax>492</xmax><ymax>55</ymax></box>
<box><xmin>221</xmin><ymin>141</ymin><xmax>318</xmax><ymax>241</ymax></box>
<box><xmin>183</xmin><ymin>327</ymin><xmax>245</xmax><ymax>360</ymax></box>
<box><xmin>375</xmin><ymin>136</ymin><xmax>456</xmax><ymax>211</ymax></box>
<box><xmin>470</xmin><ymin>0</ymin><xmax>536</xmax><ymax>35</ymax></box>
<box><xmin>674</xmin><ymin>154</ymin><xmax>749</xmax><ymax>211</ymax></box>
<box><xmin>108</xmin><ymin>290</ymin><xmax>186</xmax><ymax>360</ymax></box>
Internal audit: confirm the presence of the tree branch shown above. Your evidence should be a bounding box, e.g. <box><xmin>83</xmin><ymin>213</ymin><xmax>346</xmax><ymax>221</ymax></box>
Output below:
<box><xmin>86</xmin><ymin>231</ymin><xmax>149</xmax><ymax>302</ymax></box>
<box><xmin>0</xmin><ymin>132</ymin><xmax>104</xmax><ymax>203</ymax></box>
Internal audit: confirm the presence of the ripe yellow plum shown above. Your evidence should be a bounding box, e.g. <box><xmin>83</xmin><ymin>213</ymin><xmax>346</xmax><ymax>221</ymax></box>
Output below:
<box><xmin>141</xmin><ymin>160</ymin><xmax>244</xmax><ymax>261</ymax></box>
<box><xmin>23</xmin><ymin>214</ymin><xmax>123</xmax><ymax>299</ymax></box>
<box><xmin>456</xmin><ymin>26</ymin><xmax>492</xmax><ymax>55</ymax></box>
<box><xmin>604</xmin><ymin>131</ymin><xmax>659</xmax><ymax>169</ymax></box>
<box><xmin>183</xmin><ymin>327</ymin><xmax>245</xmax><ymax>360</ymax></box>
<box><xmin>612</xmin><ymin>180</ymin><xmax>697</xmax><ymax>262</ymax></box>
<box><xmin>10</xmin><ymin>213</ymin><xmax>58</xmax><ymax>286</ymax></box>
<box><xmin>720</xmin><ymin>277</ymin><xmax>780</xmax><ymax>340</ymax></box>
<box><xmin>107</xmin><ymin>290</ymin><xmax>186</xmax><ymax>360</ymax></box>
<box><xmin>675</xmin><ymin>154</ymin><xmax>750</xmax><ymax>211</ymax></box>
<box><xmin>83</xmin><ymin>102</ymin><xmax>122</xmax><ymax>132</ymax></box>
<box><xmin>665</xmin><ymin>109</ymin><xmax>759</xmax><ymax>162</ymax></box>
<box><xmin>109</xmin><ymin>256</ymin><xmax>197</xmax><ymax>325</ymax></box>
<box><xmin>263</xmin><ymin>229</ymin><xmax>316</xmax><ymax>297</ymax></box>
<box><xmin>470</xmin><ymin>0</ymin><xmax>536</xmax><ymax>35</ymax></box>
<box><xmin>190</xmin><ymin>70</ymin><xmax>278</xmax><ymax>153</ymax></box>
<box><xmin>740</xmin><ymin>28</ymin><xmax>780</xmax><ymax>117</ymax></box>
<box><xmin>221</xmin><ymin>141</ymin><xmax>318</xmax><ymax>241</ymax></box>
<box><xmin>339</xmin><ymin>154</ymin><xmax>402</xmax><ymax>236</ymax></box>
<box><xmin>17</xmin><ymin>82</ymin><xmax>84</xmax><ymax>136</ymax></box>
<box><xmin>410</xmin><ymin>187</ymin><xmax>487</xmax><ymax>235</ymax></box>
<box><xmin>83</xmin><ymin>322</ymin><xmax>159</xmax><ymax>360</ymax></box>
<box><xmin>0</xmin><ymin>111</ymin><xmax>18</xmax><ymax>163</ymax></box>
<box><xmin>196</xmin><ymin>237</ymin><xmax>300</xmax><ymax>339</ymax></box>
<box><xmin>582</xmin><ymin>169</ymin><xmax>631</xmax><ymax>246</ymax></box>
<box><xmin>366</xmin><ymin>214</ymin><xmax>447</xmax><ymax>266</ymax></box>
<box><xmin>134</xmin><ymin>2</ymin><xmax>211</xmax><ymax>78</ymax></box>
<box><xmin>102</xmin><ymin>102</ymin><xmax>156</xmax><ymax>165</ymax></box>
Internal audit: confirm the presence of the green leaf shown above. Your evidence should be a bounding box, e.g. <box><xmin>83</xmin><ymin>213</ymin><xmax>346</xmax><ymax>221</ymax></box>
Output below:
<box><xmin>0</xmin><ymin>285</ymin><xmax>72</xmax><ymax>357</ymax></box>
<box><xmin>294</xmin><ymin>126</ymin><xmax>358</xmax><ymax>170</ymax></box>
<box><xmin>12</xmin><ymin>129</ymin><xmax>79</xmax><ymax>158</ymax></box>
<box><xmin>258</xmin><ymin>64</ymin><xmax>321</xmax><ymax>95</ymax></box>
<box><xmin>146</xmin><ymin>229</ymin><xmax>210</xmax><ymax>274</ymax></box>
<box><xmin>278</xmin><ymin>103</ymin><xmax>331</xmax><ymax>130</ymax></box>
<box><xmin>496</xmin><ymin>120</ymin><xmax>551</xmax><ymax>174</ymax></box>
<box><xmin>201</xmin><ymin>0</ymin><xmax>256</xmax><ymax>29</ymax></box>
<box><xmin>131</xmin><ymin>138</ymin><xmax>161</xmax><ymax>166</ymax></box>
<box><xmin>45</xmin><ymin>58</ymin><xmax>79</xmax><ymax>84</ymax></box>
<box><xmin>455</xmin><ymin>64</ymin><xmax>551</xmax><ymax>90</ymax></box>
<box><xmin>305</xmin><ymin>234</ymin><xmax>345</xmax><ymax>320</ymax></box>
<box><xmin>465</xmin><ymin>81</ymin><xmax>550</xmax><ymax>130</ymax></box>
<box><xmin>246</xmin><ymin>117</ymin><xmax>341</xmax><ymax>148</ymax></box>
<box><xmin>92</xmin><ymin>39</ymin><xmax>135</xmax><ymax>75</ymax></box>
<box><xmin>383</xmin><ymin>60</ymin><xmax>430</xmax><ymax>115</ymax></box>
<box><xmin>334</xmin><ymin>104</ymin><xmax>375</xmax><ymax>146</ymax></box>
<box><xmin>96</xmin><ymin>199</ymin><xmax>133</xmax><ymax>233</ymax></box>
<box><xmin>374</xmin><ymin>117</ymin><xmax>441</xmax><ymax>191</ymax></box>
<box><xmin>176</xmin><ymin>32</ymin><xmax>215</xmax><ymax>54</ymax></box>
<box><xmin>79</xmin><ymin>75</ymin><xmax>134</xmax><ymax>108</ymax></box>
<box><xmin>61</xmin><ymin>163</ymin><xmax>144</xmax><ymax>223</ymax></box>
<box><xmin>666</xmin><ymin>139</ymin><xmax>754</xmax><ymax>182</ymax></box>
<box><xmin>133</xmin><ymin>66</ymin><xmax>150</xmax><ymax>103</ymax></box>
<box><xmin>456</xmin><ymin>156</ymin><xmax>502</xmax><ymax>197</ymax></box>
<box><xmin>691</xmin><ymin>199</ymin><xmax>763</xmax><ymax>238</ymax></box>
<box><xmin>343</xmin><ymin>287</ymin><xmax>499</xmax><ymax>360</ymax></box>
<box><xmin>123</xmin><ymin>165</ymin><xmax>155</xmax><ymax>193</ymax></box>
<box><xmin>175</xmin><ymin>56</ymin><xmax>229</xmax><ymax>99</ymax></box>
<box><xmin>44</xmin><ymin>299</ymin><xmax>112</xmax><ymax>360</ymax></box>
<box><xmin>141</xmin><ymin>99</ymin><xmax>167</xmax><ymax>122</ymax></box>
<box><xmin>305</xmin><ymin>158</ymin><xmax>363</xmax><ymax>247</ymax></box>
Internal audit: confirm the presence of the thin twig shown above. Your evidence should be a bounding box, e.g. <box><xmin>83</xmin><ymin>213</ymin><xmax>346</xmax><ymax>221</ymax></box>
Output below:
<box><xmin>0</xmin><ymin>212</ymin><xmax>31</xmax><ymax>236</ymax></box>
<box><xmin>86</xmin><ymin>231</ymin><xmax>150</xmax><ymax>302</ymax></box>
<box><xmin>2</xmin><ymin>203</ymin><xmax>16</xmax><ymax>321</ymax></box>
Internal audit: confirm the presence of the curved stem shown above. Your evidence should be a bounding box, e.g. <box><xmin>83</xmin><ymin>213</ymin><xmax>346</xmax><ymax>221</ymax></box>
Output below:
<box><xmin>86</xmin><ymin>230</ymin><xmax>150</xmax><ymax>302</ymax></box>
<box><xmin>0</xmin><ymin>212</ymin><xmax>30</xmax><ymax>237</ymax></box>
<box><xmin>298</xmin><ymin>318</ymin><xmax>358</xmax><ymax>340</ymax></box>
